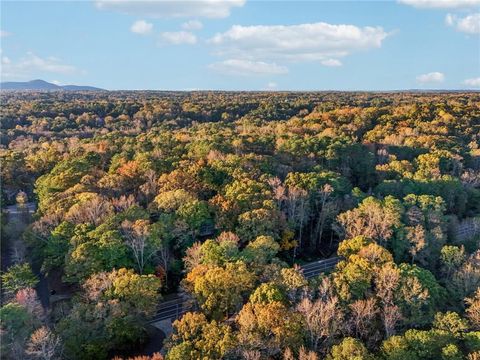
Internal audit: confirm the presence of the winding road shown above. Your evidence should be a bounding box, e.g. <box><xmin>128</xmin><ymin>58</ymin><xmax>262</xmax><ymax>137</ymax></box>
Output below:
<box><xmin>147</xmin><ymin>256</ymin><xmax>341</xmax><ymax>324</ymax></box>
<box><xmin>2</xmin><ymin>203</ymin><xmax>341</xmax><ymax>326</ymax></box>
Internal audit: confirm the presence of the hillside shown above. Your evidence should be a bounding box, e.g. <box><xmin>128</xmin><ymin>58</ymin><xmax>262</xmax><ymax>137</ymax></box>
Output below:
<box><xmin>0</xmin><ymin>79</ymin><xmax>104</xmax><ymax>91</ymax></box>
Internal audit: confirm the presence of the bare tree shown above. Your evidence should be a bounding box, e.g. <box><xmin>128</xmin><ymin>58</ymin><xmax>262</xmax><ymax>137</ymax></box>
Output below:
<box><xmin>467</xmin><ymin>351</ymin><xmax>480</xmax><ymax>360</ymax></box>
<box><xmin>283</xmin><ymin>348</ymin><xmax>295</xmax><ymax>360</ymax></box>
<box><xmin>377</xmin><ymin>148</ymin><xmax>389</xmax><ymax>165</ymax></box>
<box><xmin>376</xmin><ymin>264</ymin><xmax>400</xmax><ymax>304</ymax></box>
<box><xmin>15</xmin><ymin>288</ymin><xmax>44</xmax><ymax>320</ymax></box>
<box><xmin>466</xmin><ymin>288</ymin><xmax>480</xmax><ymax>330</ymax></box>
<box><xmin>286</xmin><ymin>187</ymin><xmax>308</xmax><ymax>258</ymax></box>
<box><xmin>121</xmin><ymin>219</ymin><xmax>155</xmax><ymax>274</ymax></box>
<box><xmin>313</xmin><ymin>184</ymin><xmax>334</xmax><ymax>251</ymax></box>
<box><xmin>268</xmin><ymin>177</ymin><xmax>286</xmax><ymax>209</ymax></box>
<box><xmin>406</xmin><ymin>205</ymin><xmax>423</xmax><ymax>226</ymax></box>
<box><xmin>297</xmin><ymin>294</ymin><xmax>344</xmax><ymax>352</ymax></box>
<box><xmin>83</xmin><ymin>271</ymin><xmax>112</xmax><ymax>302</ymax></box>
<box><xmin>243</xmin><ymin>350</ymin><xmax>262</xmax><ymax>360</ymax></box>
<box><xmin>349</xmin><ymin>298</ymin><xmax>379</xmax><ymax>343</ymax></box>
<box><xmin>157</xmin><ymin>244</ymin><xmax>170</xmax><ymax>285</ymax></box>
<box><xmin>382</xmin><ymin>304</ymin><xmax>403</xmax><ymax>338</ymax></box>
<box><xmin>26</xmin><ymin>326</ymin><xmax>62</xmax><ymax>360</ymax></box>
<box><xmin>183</xmin><ymin>242</ymin><xmax>202</xmax><ymax>272</ymax></box>
<box><xmin>375</xmin><ymin>264</ymin><xmax>402</xmax><ymax>337</ymax></box>
<box><xmin>284</xmin><ymin>347</ymin><xmax>319</xmax><ymax>360</ymax></box>
<box><xmin>406</xmin><ymin>225</ymin><xmax>427</xmax><ymax>264</ymax></box>
<box><xmin>140</xmin><ymin>169</ymin><xmax>158</xmax><ymax>203</ymax></box>
<box><xmin>11</xmin><ymin>242</ymin><xmax>27</xmax><ymax>264</ymax></box>
<box><xmin>66</xmin><ymin>195</ymin><xmax>113</xmax><ymax>226</ymax></box>
<box><xmin>111</xmin><ymin>194</ymin><xmax>137</xmax><ymax>212</ymax></box>
<box><xmin>452</xmin><ymin>250</ymin><xmax>480</xmax><ymax>300</ymax></box>
<box><xmin>461</xmin><ymin>169</ymin><xmax>480</xmax><ymax>188</ymax></box>
<box><xmin>299</xmin><ymin>347</ymin><xmax>319</xmax><ymax>360</ymax></box>
<box><xmin>337</xmin><ymin>197</ymin><xmax>401</xmax><ymax>246</ymax></box>
<box><xmin>112</xmin><ymin>354</ymin><xmax>164</xmax><ymax>360</ymax></box>
<box><xmin>33</xmin><ymin>211</ymin><xmax>63</xmax><ymax>237</ymax></box>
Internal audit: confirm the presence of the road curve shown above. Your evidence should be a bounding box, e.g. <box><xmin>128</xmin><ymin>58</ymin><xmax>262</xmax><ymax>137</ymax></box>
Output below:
<box><xmin>148</xmin><ymin>256</ymin><xmax>341</xmax><ymax>324</ymax></box>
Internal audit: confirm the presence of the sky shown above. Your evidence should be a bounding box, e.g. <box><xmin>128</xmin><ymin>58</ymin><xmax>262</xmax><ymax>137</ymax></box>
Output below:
<box><xmin>1</xmin><ymin>0</ymin><xmax>479</xmax><ymax>90</ymax></box>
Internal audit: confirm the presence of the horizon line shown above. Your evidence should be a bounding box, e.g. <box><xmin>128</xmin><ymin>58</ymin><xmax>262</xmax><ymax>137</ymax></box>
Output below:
<box><xmin>1</xmin><ymin>88</ymin><xmax>480</xmax><ymax>93</ymax></box>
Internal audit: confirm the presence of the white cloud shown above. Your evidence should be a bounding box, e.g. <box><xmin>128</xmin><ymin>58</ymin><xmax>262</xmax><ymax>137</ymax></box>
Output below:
<box><xmin>208</xmin><ymin>59</ymin><xmax>289</xmax><ymax>76</ymax></box>
<box><xmin>445</xmin><ymin>13</ymin><xmax>455</xmax><ymax>26</ymax></box>
<box><xmin>416</xmin><ymin>72</ymin><xmax>445</xmax><ymax>83</ymax></box>
<box><xmin>130</xmin><ymin>20</ymin><xmax>153</xmax><ymax>35</ymax></box>
<box><xmin>265</xmin><ymin>81</ymin><xmax>278</xmax><ymax>90</ymax></box>
<box><xmin>402</xmin><ymin>1</ymin><xmax>480</xmax><ymax>34</ymax></box>
<box><xmin>0</xmin><ymin>30</ymin><xmax>12</xmax><ymax>38</ymax></box>
<box><xmin>51</xmin><ymin>80</ymin><xmax>62</xmax><ymax>85</ymax></box>
<box><xmin>182</xmin><ymin>20</ymin><xmax>203</xmax><ymax>31</ymax></box>
<box><xmin>1</xmin><ymin>52</ymin><xmax>79</xmax><ymax>80</ymax></box>
<box><xmin>95</xmin><ymin>0</ymin><xmax>245</xmax><ymax>18</ymax></box>
<box><xmin>446</xmin><ymin>13</ymin><xmax>480</xmax><ymax>34</ymax></box>
<box><xmin>455</xmin><ymin>13</ymin><xmax>480</xmax><ymax>34</ymax></box>
<box><xmin>321</xmin><ymin>59</ymin><xmax>342</xmax><ymax>67</ymax></box>
<box><xmin>159</xmin><ymin>31</ymin><xmax>197</xmax><ymax>45</ymax></box>
<box><xmin>463</xmin><ymin>77</ymin><xmax>480</xmax><ymax>87</ymax></box>
<box><xmin>399</xmin><ymin>0</ymin><xmax>480</xmax><ymax>8</ymax></box>
<box><xmin>209</xmin><ymin>22</ymin><xmax>389</xmax><ymax>64</ymax></box>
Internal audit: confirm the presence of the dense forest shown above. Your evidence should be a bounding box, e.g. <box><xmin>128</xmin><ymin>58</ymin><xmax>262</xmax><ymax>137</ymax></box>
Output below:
<box><xmin>1</xmin><ymin>90</ymin><xmax>479</xmax><ymax>360</ymax></box>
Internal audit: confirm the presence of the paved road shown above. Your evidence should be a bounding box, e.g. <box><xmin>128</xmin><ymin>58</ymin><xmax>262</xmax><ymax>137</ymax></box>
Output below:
<box><xmin>147</xmin><ymin>256</ymin><xmax>341</xmax><ymax>324</ymax></box>
<box><xmin>300</xmin><ymin>257</ymin><xmax>341</xmax><ymax>278</ymax></box>
<box><xmin>147</xmin><ymin>297</ymin><xmax>194</xmax><ymax>323</ymax></box>
<box><xmin>3</xmin><ymin>202</ymin><xmax>36</xmax><ymax>215</ymax></box>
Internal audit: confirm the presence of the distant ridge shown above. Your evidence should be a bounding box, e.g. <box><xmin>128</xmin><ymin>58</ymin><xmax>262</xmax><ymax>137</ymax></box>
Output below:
<box><xmin>0</xmin><ymin>79</ymin><xmax>104</xmax><ymax>91</ymax></box>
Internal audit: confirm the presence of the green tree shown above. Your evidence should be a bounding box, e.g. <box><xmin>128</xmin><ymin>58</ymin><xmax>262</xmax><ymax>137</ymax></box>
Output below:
<box><xmin>0</xmin><ymin>302</ymin><xmax>36</xmax><ymax>358</ymax></box>
<box><xmin>242</xmin><ymin>235</ymin><xmax>280</xmax><ymax>266</ymax></box>
<box><xmin>237</xmin><ymin>207</ymin><xmax>283</xmax><ymax>241</ymax></box>
<box><xmin>249</xmin><ymin>283</ymin><xmax>286</xmax><ymax>305</ymax></box>
<box><xmin>1</xmin><ymin>263</ymin><xmax>38</xmax><ymax>297</ymax></box>
<box><xmin>59</xmin><ymin>268</ymin><xmax>160</xmax><ymax>360</ymax></box>
<box><xmin>166</xmin><ymin>312</ymin><xmax>235</xmax><ymax>360</ymax></box>
<box><xmin>41</xmin><ymin>221</ymin><xmax>75</xmax><ymax>273</ymax></box>
<box><xmin>327</xmin><ymin>337</ymin><xmax>372</xmax><ymax>360</ymax></box>
<box><xmin>184</xmin><ymin>262</ymin><xmax>255</xmax><ymax>319</ymax></box>
<box><xmin>237</xmin><ymin>301</ymin><xmax>305</xmax><ymax>357</ymax></box>
<box><xmin>398</xmin><ymin>264</ymin><xmax>444</xmax><ymax>327</ymax></box>
<box><xmin>433</xmin><ymin>312</ymin><xmax>469</xmax><ymax>335</ymax></box>
<box><xmin>440</xmin><ymin>246</ymin><xmax>466</xmax><ymax>277</ymax></box>
<box><xmin>381</xmin><ymin>329</ymin><xmax>456</xmax><ymax>360</ymax></box>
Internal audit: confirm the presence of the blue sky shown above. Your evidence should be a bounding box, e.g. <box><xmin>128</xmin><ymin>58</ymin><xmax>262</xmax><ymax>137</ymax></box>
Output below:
<box><xmin>1</xmin><ymin>0</ymin><xmax>479</xmax><ymax>90</ymax></box>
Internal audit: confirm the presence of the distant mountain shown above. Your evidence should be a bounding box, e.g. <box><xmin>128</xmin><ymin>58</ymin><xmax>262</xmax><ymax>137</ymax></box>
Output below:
<box><xmin>0</xmin><ymin>79</ymin><xmax>104</xmax><ymax>91</ymax></box>
<box><xmin>61</xmin><ymin>84</ymin><xmax>104</xmax><ymax>91</ymax></box>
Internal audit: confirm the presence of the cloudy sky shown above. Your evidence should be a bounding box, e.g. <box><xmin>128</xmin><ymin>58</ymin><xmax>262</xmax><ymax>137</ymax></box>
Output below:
<box><xmin>1</xmin><ymin>0</ymin><xmax>479</xmax><ymax>90</ymax></box>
